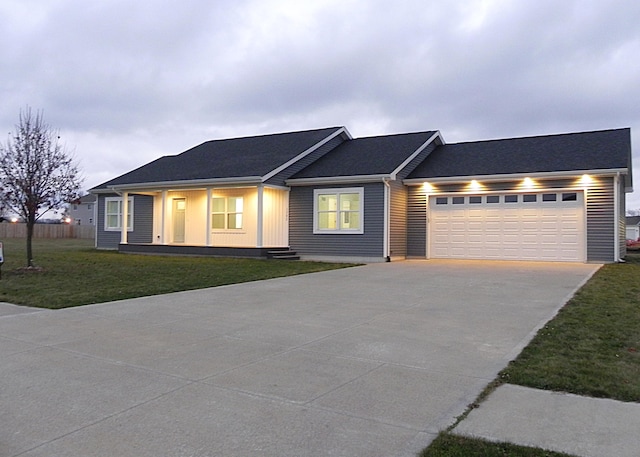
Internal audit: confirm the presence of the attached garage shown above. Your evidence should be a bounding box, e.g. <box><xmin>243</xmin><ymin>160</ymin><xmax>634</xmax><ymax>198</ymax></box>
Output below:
<box><xmin>428</xmin><ymin>191</ymin><xmax>585</xmax><ymax>261</ymax></box>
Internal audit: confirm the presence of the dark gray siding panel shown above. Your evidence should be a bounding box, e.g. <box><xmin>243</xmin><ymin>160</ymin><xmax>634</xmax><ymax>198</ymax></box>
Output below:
<box><xmin>129</xmin><ymin>195</ymin><xmax>154</xmax><ymax>244</ymax></box>
<box><xmin>289</xmin><ymin>183</ymin><xmax>384</xmax><ymax>259</ymax></box>
<box><xmin>266</xmin><ymin>134</ymin><xmax>346</xmax><ymax>186</ymax></box>
<box><xmin>389</xmin><ymin>180</ymin><xmax>407</xmax><ymax>257</ymax></box>
<box><xmin>96</xmin><ymin>194</ymin><xmax>153</xmax><ymax>249</ymax></box>
<box><xmin>407</xmin><ymin>186</ymin><xmax>427</xmax><ymax>257</ymax></box>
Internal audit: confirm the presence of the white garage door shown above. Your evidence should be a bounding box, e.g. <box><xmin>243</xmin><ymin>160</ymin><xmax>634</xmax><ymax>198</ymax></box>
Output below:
<box><xmin>429</xmin><ymin>191</ymin><xmax>585</xmax><ymax>262</ymax></box>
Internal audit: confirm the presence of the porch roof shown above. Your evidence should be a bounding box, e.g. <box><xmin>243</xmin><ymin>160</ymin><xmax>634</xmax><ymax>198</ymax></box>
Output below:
<box><xmin>91</xmin><ymin>127</ymin><xmax>344</xmax><ymax>191</ymax></box>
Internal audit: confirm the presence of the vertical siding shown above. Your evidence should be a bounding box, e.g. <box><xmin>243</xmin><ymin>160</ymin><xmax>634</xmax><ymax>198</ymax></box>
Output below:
<box><xmin>96</xmin><ymin>194</ymin><xmax>153</xmax><ymax>249</ymax></box>
<box><xmin>163</xmin><ymin>190</ymin><xmax>207</xmax><ymax>245</ymax></box>
<box><xmin>265</xmin><ymin>134</ymin><xmax>346</xmax><ymax>186</ymax></box>
<box><xmin>262</xmin><ymin>187</ymin><xmax>289</xmax><ymax>247</ymax></box>
<box><xmin>289</xmin><ymin>183</ymin><xmax>384</xmax><ymax>259</ymax></box>
<box><xmin>407</xmin><ymin>186</ymin><xmax>427</xmax><ymax>257</ymax></box>
<box><xmin>389</xmin><ymin>180</ymin><xmax>407</xmax><ymax>257</ymax></box>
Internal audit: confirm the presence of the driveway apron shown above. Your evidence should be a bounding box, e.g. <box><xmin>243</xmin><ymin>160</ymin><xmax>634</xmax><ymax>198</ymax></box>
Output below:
<box><xmin>0</xmin><ymin>260</ymin><xmax>598</xmax><ymax>457</ymax></box>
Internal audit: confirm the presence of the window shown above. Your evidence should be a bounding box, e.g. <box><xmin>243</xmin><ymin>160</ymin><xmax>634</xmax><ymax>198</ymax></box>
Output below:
<box><xmin>452</xmin><ymin>197</ymin><xmax>465</xmax><ymax>204</ymax></box>
<box><xmin>562</xmin><ymin>192</ymin><xmax>578</xmax><ymax>201</ymax></box>
<box><xmin>211</xmin><ymin>196</ymin><xmax>244</xmax><ymax>230</ymax></box>
<box><xmin>435</xmin><ymin>197</ymin><xmax>448</xmax><ymax>205</ymax></box>
<box><xmin>469</xmin><ymin>196</ymin><xmax>482</xmax><ymax>204</ymax></box>
<box><xmin>314</xmin><ymin>188</ymin><xmax>363</xmax><ymax>234</ymax></box>
<box><xmin>523</xmin><ymin>194</ymin><xmax>537</xmax><ymax>202</ymax></box>
<box><xmin>104</xmin><ymin>197</ymin><xmax>133</xmax><ymax>231</ymax></box>
<box><xmin>487</xmin><ymin>195</ymin><xmax>500</xmax><ymax>203</ymax></box>
<box><xmin>505</xmin><ymin>195</ymin><xmax>518</xmax><ymax>203</ymax></box>
<box><xmin>542</xmin><ymin>193</ymin><xmax>557</xmax><ymax>202</ymax></box>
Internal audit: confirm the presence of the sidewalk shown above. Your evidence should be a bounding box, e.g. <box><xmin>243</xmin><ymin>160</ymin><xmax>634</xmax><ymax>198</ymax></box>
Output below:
<box><xmin>453</xmin><ymin>383</ymin><xmax>640</xmax><ymax>457</ymax></box>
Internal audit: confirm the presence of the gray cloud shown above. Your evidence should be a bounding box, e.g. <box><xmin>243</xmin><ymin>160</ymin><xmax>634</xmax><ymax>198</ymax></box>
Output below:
<box><xmin>1</xmin><ymin>0</ymin><xmax>639</xmax><ymax>206</ymax></box>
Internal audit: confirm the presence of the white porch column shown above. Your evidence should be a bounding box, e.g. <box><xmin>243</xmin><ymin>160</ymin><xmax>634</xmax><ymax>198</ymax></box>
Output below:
<box><xmin>120</xmin><ymin>191</ymin><xmax>129</xmax><ymax>244</ymax></box>
<box><xmin>206</xmin><ymin>188</ymin><xmax>212</xmax><ymax>246</ymax></box>
<box><xmin>160</xmin><ymin>190</ymin><xmax>167</xmax><ymax>244</ymax></box>
<box><xmin>257</xmin><ymin>185</ymin><xmax>264</xmax><ymax>248</ymax></box>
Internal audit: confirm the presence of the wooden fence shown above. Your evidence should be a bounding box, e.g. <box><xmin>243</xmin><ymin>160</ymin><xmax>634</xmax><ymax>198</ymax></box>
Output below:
<box><xmin>0</xmin><ymin>223</ymin><xmax>95</xmax><ymax>239</ymax></box>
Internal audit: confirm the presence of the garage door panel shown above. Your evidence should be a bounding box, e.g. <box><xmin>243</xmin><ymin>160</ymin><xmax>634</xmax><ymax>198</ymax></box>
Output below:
<box><xmin>429</xmin><ymin>193</ymin><xmax>585</xmax><ymax>262</ymax></box>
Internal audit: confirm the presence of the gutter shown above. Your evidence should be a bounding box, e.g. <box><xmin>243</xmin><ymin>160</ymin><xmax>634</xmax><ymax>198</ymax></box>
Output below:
<box><xmin>403</xmin><ymin>168</ymin><xmax>629</xmax><ymax>185</ymax></box>
<box><xmin>383</xmin><ymin>178</ymin><xmax>391</xmax><ymax>262</ymax></box>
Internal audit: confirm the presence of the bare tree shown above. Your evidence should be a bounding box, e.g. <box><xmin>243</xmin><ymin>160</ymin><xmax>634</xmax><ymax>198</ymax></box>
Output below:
<box><xmin>0</xmin><ymin>107</ymin><xmax>82</xmax><ymax>267</ymax></box>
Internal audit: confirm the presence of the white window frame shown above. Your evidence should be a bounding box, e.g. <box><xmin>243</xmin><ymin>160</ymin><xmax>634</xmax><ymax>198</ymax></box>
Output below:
<box><xmin>104</xmin><ymin>196</ymin><xmax>133</xmax><ymax>231</ymax></box>
<box><xmin>211</xmin><ymin>196</ymin><xmax>244</xmax><ymax>231</ymax></box>
<box><xmin>313</xmin><ymin>187</ymin><xmax>364</xmax><ymax>234</ymax></box>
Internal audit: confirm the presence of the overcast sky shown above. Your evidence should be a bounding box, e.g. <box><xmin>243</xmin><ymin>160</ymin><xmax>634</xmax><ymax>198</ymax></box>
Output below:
<box><xmin>2</xmin><ymin>0</ymin><xmax>639</xmax><ymax>209</ymax></box>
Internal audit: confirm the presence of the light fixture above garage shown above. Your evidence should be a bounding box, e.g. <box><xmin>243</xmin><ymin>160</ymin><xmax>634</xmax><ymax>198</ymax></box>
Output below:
<box><xmin>522</xmin><ymin>177</ymin><xmax>535</xmax><ymax>188</ymax></box>
<box><xmin>422</xmin><ymin>182</ymin><xmax>435</xmax><ymax>193</ymax></box>
<box><xmin>580</xmin><ymin>174</ymin><xmax>593</xmax><ymax>185</ymax></box>
<box><xmin>469</xmin><ymin>179</ymin><xmax>482</xmax><ymax>190</ymax></box>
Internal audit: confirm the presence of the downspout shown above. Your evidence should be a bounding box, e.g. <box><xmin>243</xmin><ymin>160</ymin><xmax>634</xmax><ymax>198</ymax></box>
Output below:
<box><xmin>614</xmin><ymin>172</ymin><xmax>620</xmax><ymax>262</ymax></box>
<box><xmin>383</xmin><ymin>178</ymin><xmax>391</xmax><ymax>262</ymax></box>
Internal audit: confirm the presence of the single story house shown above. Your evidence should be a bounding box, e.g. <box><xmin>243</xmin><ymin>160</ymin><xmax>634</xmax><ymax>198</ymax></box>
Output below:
<box><xmin>626</xmin><ymin>216</ymin><xmax>640</xmax><ymax>241</ymax></box>
<box><xmin>91</xmin><ymin>126</ymin><xmax>632</xmax><ymax>263</ymax></box>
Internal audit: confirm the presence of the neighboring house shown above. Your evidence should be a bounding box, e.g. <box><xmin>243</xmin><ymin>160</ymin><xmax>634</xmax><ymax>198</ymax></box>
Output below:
<box><xmin>67</xmin><ymin>194</ymin><xmax>97</xmax><ymax>225</ymax></box>
<box><xmin>626</xmin><ymin>216</ymin><xmax>640</xmax><ymax>241</ymax></box>
<box><xmin>90</xmin><ymin>126</ymin><xmax>632</xmax><ymax>263</ymax></box>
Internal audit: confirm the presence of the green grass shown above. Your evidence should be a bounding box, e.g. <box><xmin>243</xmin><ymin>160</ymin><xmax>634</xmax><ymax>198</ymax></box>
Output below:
<box><xmin>420</xmin><ymin>434</ymin><xmax>576</xmax><ymax>457</ymax></box>
<box><xmin>0</xmin><ymin>238</ymin><xmax>355</xmax><ymax>309</ymax></box>
<box><xmin>422</xmin><ymin>254</ymin><xmax>640</xmax><ymax>456</ymax></box>
<box><xmin>498</xmin><ymin>256</ymin><xmax>640</xmax><ymax>403</ymax></box>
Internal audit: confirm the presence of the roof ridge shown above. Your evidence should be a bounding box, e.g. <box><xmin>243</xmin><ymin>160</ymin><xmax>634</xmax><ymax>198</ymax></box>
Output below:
<box><xmin>448</xmin><ymin>127</ymin><xmax>630</xmax><ymax>146</ymax></box>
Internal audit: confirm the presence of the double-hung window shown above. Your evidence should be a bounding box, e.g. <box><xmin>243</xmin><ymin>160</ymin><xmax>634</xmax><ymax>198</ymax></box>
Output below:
<box><xmin>211</xmin><ymin>196</ymin><xmax>244</xmax><ymax>230</ymax></box>
<box><xmin>313</xmin><ymin>188</ymin><xmax>364</xmax><ymax>234</ymax></box>
<box><xmin>104</xmin><ymin>197</ymin><xmax>133</xmax><ymax>231</ymax></box>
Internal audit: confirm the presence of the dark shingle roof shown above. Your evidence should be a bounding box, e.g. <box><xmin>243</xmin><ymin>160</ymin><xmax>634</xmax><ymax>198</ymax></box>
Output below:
<box><xmin>626</xmin><ymin>216</ymin><xmax>640</xmax><ymax>226</ymax></box>
<box><xmin>92</xmin><ymin>127</ymin><xmax>343</xmax><ymax>189</ymax></box>
<box><xmin>407</xmin><ymin>128</ymin><xmax>631</xmax><ymax>180</ymax></box>
<box><xmin>291</xmin><ymin>131</ymin><xmax>437</xmax><ymax>178</ymax></box>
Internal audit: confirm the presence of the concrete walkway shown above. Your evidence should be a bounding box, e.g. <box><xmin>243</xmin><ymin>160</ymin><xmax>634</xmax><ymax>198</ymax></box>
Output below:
<box><xmin>0</xmin><ymin>260</ymin><xmax>599</xmax><ymax>456</ymax></box>
<box><xmin>454</xmin><ymin>384</ymin><xmax>640</xmax><ymax>457</ymax></box>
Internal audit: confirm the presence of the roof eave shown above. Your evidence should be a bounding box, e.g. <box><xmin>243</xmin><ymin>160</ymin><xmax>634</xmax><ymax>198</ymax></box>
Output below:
<box><xmin>90</xmin><ymin>176</ymin><xmax>263</xmax><ymax>193</ymax></box>
<box><xmin>389</xmin><ymin>131</ymin><xmax>444</xmax><ymax>180</ymax></box>
<box><xmin>286</xmin><ymin>174</ymin><xmax>391</xmax><ymax>186</ymax></box>
<box><xmin>403</xmin><ymin>168</ymin><xmax>629</xmax><ymax>185</ymax></box>
<box><xmin>261</xmin><ymin>127</ymin><xmax>350</xmax><ymax>182</ymax></box>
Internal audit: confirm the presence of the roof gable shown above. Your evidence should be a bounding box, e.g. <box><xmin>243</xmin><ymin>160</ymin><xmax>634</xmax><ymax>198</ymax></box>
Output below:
<box><xmin>92</xmin><ymin>127</ymin><xmax>344</xmax><ymax>190</ymax></box>
<box><xmin>290</xmin><ymin>131</ymin><xmax>437</xmax><ymax>179</ymax></box>
<box><xmin>407</xmin><ymin>128</ymin><xmax>631</xmax><ymax>181</ymax></box>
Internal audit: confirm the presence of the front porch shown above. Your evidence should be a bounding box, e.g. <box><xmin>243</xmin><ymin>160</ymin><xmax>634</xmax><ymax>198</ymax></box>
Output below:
<box><xmin>118</xmin><ymin>243</ymin><xmax>296</xmax><ymax>259</ymax></box>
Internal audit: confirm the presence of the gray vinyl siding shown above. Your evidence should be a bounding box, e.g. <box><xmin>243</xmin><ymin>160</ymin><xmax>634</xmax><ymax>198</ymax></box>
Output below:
<box><xmin>96</xmin><ymin>194</ymin><xmax>154</xmax><ymax>249</ymax></box>
<box><xmin>389</xmin><ymin>180</ymin><xmax>407</xmax><ymax>257</ymax></box>
<box><xmin>407</xmin><ymin>186</ymin><xmax>427</xmax><ymax>257</ymax></box>
<box><xmin>289</xmin><ymin>183</ymin><xmax>385</xmax><ymax>259</ymax></box>
<box><xmin>585</xmin><ymin>178</ymin><xmax>615</xmax><ymax>262</ymax></box>
<box><xmin>406</xmin><ymin>176</ymin><xmax>619</xmax><ymax>262</ymax></box>
<box><xmin>266</xmin><ymin>134</ymin><xmax>346</xmax><ymax>186</ymax></box>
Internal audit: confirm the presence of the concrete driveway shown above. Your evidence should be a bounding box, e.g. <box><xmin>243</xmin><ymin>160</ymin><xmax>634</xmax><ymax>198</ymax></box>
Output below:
<box><xmin>0</xmin><ymin>260</ymin><xmax>598</xmax><ymax>457</ymax></box>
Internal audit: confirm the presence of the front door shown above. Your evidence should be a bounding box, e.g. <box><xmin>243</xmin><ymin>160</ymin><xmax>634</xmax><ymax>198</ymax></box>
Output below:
<box><xmin>172</xmin><ymin>198</ymin><xmax>186</xmax><ymax>243</ymax></box>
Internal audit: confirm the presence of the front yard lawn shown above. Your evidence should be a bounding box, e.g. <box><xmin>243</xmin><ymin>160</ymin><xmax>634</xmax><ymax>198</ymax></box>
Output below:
<box><xmin>0</xmin><ymin>238</ymin><xmax>354</xmax><ymax>309</ymax></box>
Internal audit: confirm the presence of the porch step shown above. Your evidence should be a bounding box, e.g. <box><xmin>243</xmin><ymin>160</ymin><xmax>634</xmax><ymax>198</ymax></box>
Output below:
<box><xmin>267</xmin><ymin>249</ymin><xmax>300</xmax><ymax>260</ymax></box>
